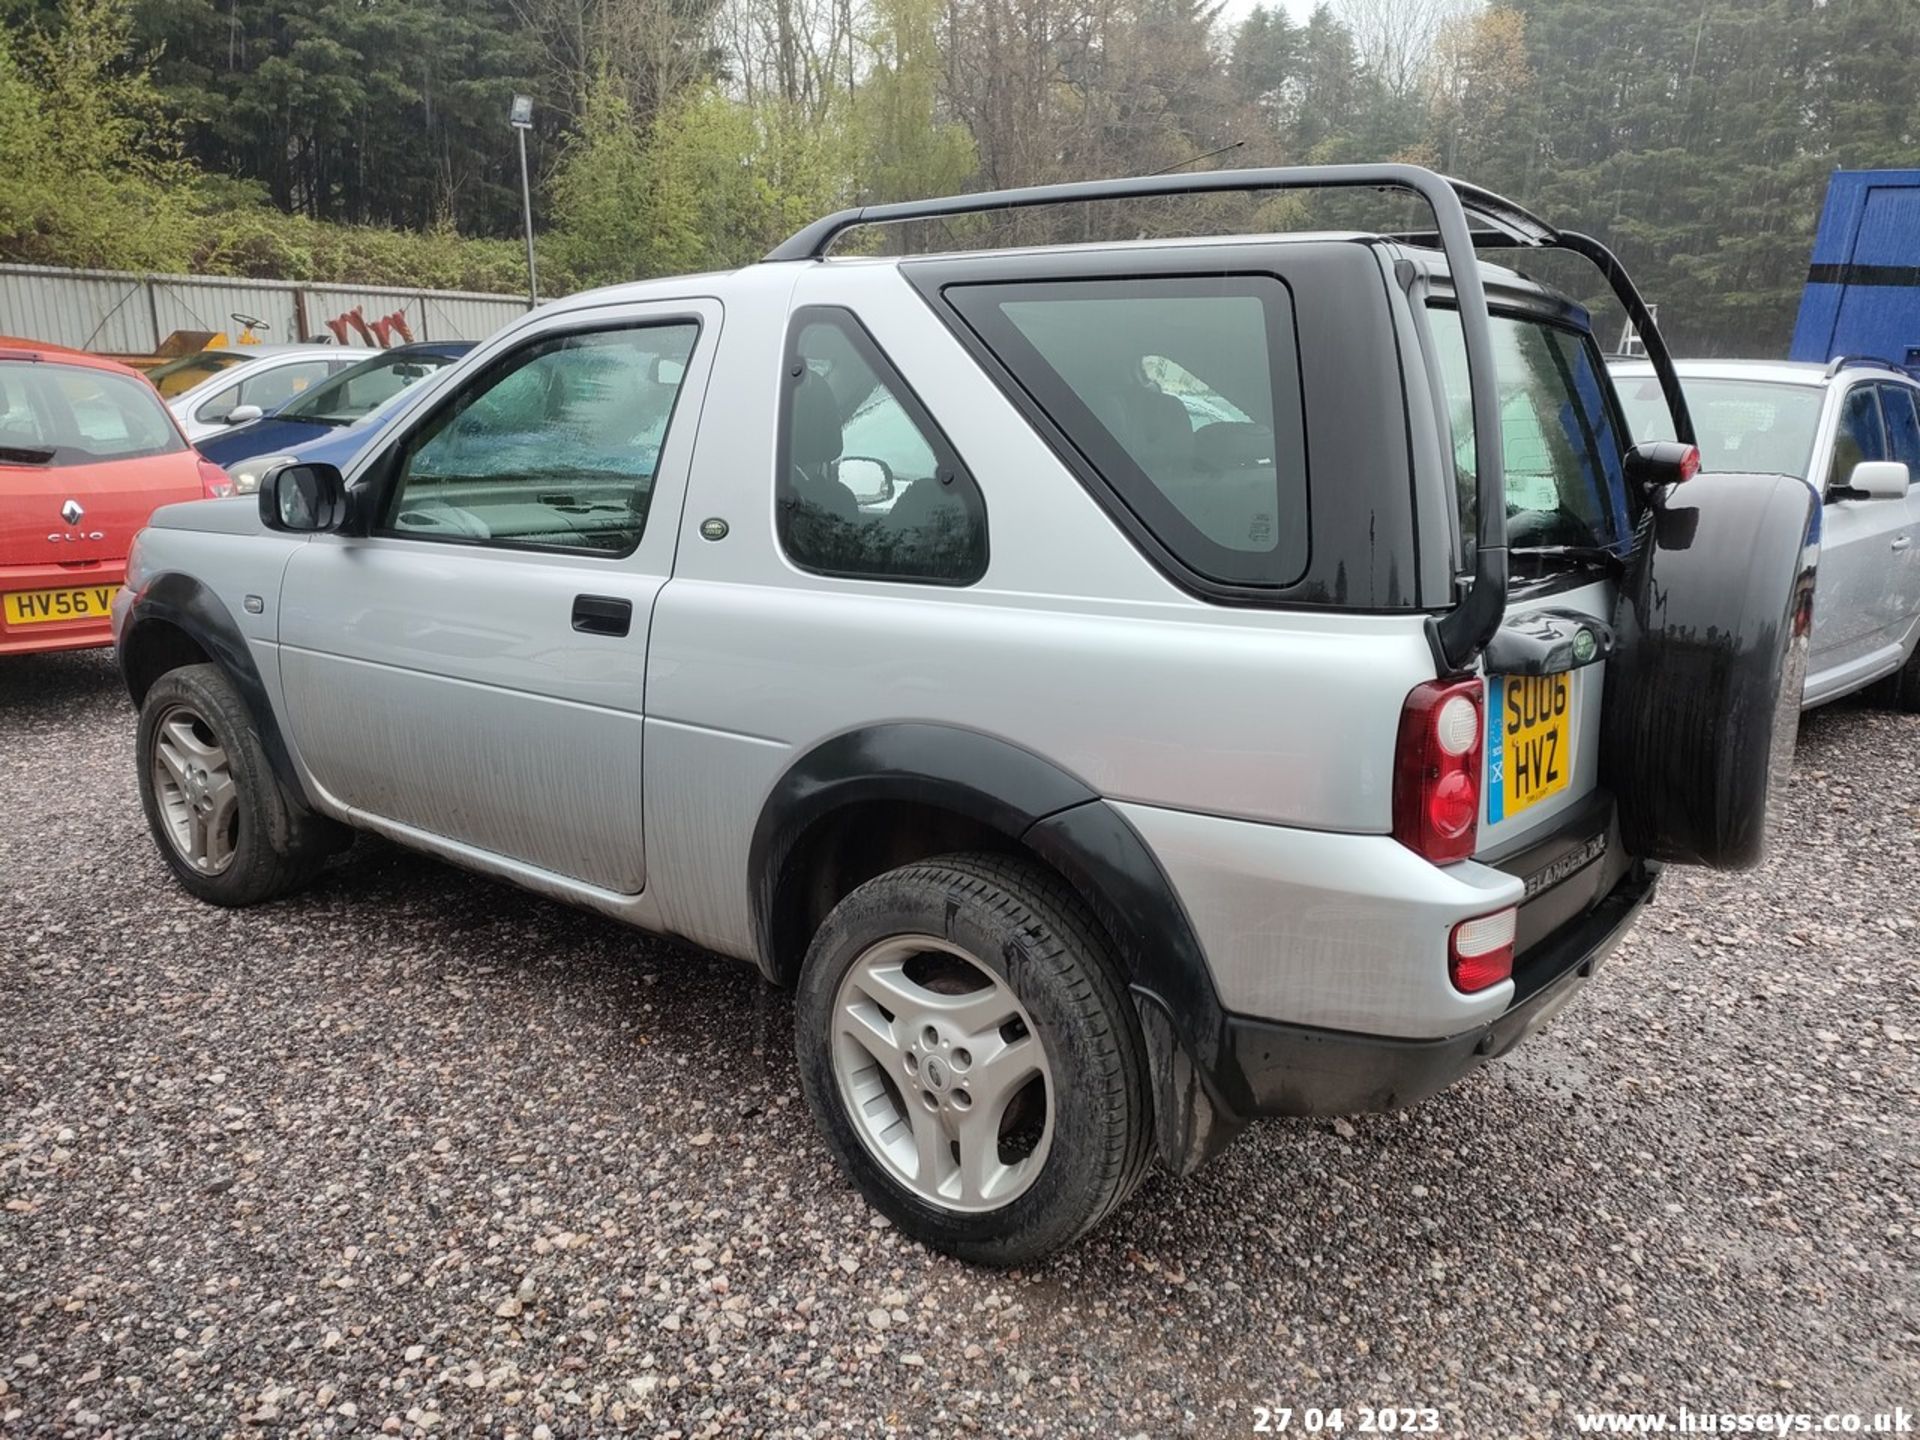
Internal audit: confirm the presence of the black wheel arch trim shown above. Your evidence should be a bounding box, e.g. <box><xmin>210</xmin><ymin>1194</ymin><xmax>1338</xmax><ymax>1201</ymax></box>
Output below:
<box><xmin>118</xmin><ymin>572</ymin><xmax>306</xmax><ymax>801</ymax></box>
<box><xmin>748</xmin><ymin>722</ymin><xmax>1245</xmax><ymax>1173</ymax></box>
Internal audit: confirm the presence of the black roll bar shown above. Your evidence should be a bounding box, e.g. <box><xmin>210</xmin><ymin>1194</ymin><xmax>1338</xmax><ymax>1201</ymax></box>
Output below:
<box><xmin>764</xmin><ymin>165</ymin><xmax>1681</xmax><ymax>674</ymax></box>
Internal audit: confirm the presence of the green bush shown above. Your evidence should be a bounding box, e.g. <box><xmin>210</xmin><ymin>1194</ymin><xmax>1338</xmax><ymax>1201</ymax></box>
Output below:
<box><xmin>0</xmin><ymin>0</ymin><xmax>549</xmax><ymax>297</ymax></box>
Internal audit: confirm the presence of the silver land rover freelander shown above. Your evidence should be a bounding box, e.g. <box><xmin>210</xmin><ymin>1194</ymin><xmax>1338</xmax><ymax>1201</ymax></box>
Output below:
<box><xmin>113</xmin><ymin>166</ymin><xmax>1820</xmax><ymax>1264</ymax></box>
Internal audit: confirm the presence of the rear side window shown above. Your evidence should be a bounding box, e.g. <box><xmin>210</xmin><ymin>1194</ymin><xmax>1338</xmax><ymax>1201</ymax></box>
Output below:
<box><xmin>1428</xmin><ymin>308</ymin><xmax>1631</xmax><ymax>561</ymax></box>
<box><xmin>1877</xmin><ymin>385</ymin><xmax>1920</xmax><ymax>471</ymax></box>
<box><xmin>0</xmin><ymin>362</ymin><xmax>183</xmax><ymax>466</ymax></box>
<box><xmin>1828</xmin><ymin>386</ymin><xmax>1888</xmax><ymax>490</ymax></box>
<box><xmin>945</xmin><ymin>276</ymin><xmax>1309</xmax><ymax>588</ymax></box>
<box><xmin>776</xmin><ymin>308</ymin><xmax>987</xmax><ymax>585</ymax></box>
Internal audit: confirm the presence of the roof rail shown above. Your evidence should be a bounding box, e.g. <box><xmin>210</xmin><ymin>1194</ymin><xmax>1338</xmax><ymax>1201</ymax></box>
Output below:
<box><xmin>1824</xmin><ymin>354</ymin><xmax>1908</xmax><ymax>379</ymax></box>
<box><xmin>765</xmin><ymin>164</ymin><xmax>1559</xmax><ymax>262</ymax></box>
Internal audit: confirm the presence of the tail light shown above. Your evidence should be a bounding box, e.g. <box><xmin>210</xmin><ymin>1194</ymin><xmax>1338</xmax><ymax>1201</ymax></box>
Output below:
<box><xmin>198</xmin><ymin>458</ymin><xmax>234</xmax><ymax>499</ymax></box>
<box><xmin>1393</xmin><ymin>677</ymin><xmax>1484</xmax><ymax>864</ymax></box>
<box><xmin>1449</xmin><ymin>907</ymin><xmax>1516</xmax><ymax>992</ymax></box>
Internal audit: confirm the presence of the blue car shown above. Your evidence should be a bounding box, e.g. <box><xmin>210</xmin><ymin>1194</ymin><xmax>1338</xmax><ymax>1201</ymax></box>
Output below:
<box><xmin>198</xmin><ymin>341</ymin><xmax>475</xmax><ymax>487</ymax></box>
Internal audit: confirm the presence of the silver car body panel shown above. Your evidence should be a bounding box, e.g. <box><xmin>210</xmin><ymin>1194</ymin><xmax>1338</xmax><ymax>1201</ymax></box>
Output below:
<box><xmin>1115</xmin><ymin>801</ymin><xmax>1522</xmax><ymax>1037</ymax></box>
<box><xmin>274</xmin><ymin>294</ymin><xmax>726</xmax><ymax>894</ymax></box>
<box><xmin>123</xmin><ymin>248</ymin><xmax>1617</xmax><ymax>1031</ymax></box>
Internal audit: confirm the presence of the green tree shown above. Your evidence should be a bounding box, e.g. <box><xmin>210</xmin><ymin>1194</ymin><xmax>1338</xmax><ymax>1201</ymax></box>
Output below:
<box><xmin>0</xmin><ymin>0</ymin><xmax>201</xmax><ymax>270</ymax></box>
<box><xmin>851</xmin><ymin>0</ymin><xmax>975</xmax><ymax>209</ymax></box>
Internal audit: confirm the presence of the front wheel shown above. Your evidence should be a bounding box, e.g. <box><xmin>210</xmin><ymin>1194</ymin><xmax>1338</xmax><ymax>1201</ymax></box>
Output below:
<box><xmin>794</xmin><ymin>854</ymin><xmax>1153</xmax><ymax>1265</ymax></box>
<box><xmin>136</xmin><ymin>663</ymin><xmax>339</xmax><ymax>905</ymax></box>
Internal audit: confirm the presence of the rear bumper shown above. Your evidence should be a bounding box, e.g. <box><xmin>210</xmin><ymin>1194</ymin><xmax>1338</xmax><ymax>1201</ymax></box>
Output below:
<box><xmin>1221</xmin><ymin>858</ymin><xmax>1658</xmax><ymax>1117</ymax></box>
<box><xmin>1</xmin><ymin>560</ymin><xmax>125</xmax><ymax>655</ymax></box>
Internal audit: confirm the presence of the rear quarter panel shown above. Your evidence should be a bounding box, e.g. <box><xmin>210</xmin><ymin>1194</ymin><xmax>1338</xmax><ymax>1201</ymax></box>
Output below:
<box><xmin>644</xmin><ymin>262</ymin><xmax>1441</xmax><ymax>959</ymax></box>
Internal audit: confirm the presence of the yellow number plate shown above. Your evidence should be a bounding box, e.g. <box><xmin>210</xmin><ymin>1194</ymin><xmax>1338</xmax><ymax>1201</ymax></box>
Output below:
<box><xmin>1488</xmin><ymin>673</ymin><xmax>1573</xmax><ymax>821</ymax></box>
<box><xmin>4</xmin><ymin>584</ymin><xmax>120</xmax><ymax>626</ymax></box>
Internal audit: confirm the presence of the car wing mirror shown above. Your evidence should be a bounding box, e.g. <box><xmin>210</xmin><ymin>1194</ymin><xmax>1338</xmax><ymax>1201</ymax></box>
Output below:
<box><xmin>1831</xmin><ymin>459</ymin><xmax>1910</xmax><ymax>502</ymax></box>
<box><xmin>258</xmin><ymin>461</ymin><xmax>349</xmax><ymax>533</ymax></box>
<box><xmin>833</xmin><ymin>455</ymin><xmax>896</xmax><ymax>505</ymax></box>
<box><xmin>226</xmin><ymin>403</ymin><xmax>264</xmax><ymax>426</ymax></box>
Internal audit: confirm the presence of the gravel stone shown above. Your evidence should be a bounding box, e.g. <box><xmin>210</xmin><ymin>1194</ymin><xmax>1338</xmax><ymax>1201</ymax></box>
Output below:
<box><xmin>2</xmin><ymin>650</ymin><xmax>1915</xmax><ymax>1436</ymax></box>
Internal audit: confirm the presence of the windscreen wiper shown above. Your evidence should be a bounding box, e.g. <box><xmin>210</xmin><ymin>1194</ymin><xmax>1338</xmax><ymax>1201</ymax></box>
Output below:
<box><xmin>1509</xmin><ymin>543</ymin><xmax>1626</xmax><ymax>577</ymax></box>
<box><xmin>0</xmin><ymin>444</ymin><xmax>57</xmax><ymax>465</ymax></box>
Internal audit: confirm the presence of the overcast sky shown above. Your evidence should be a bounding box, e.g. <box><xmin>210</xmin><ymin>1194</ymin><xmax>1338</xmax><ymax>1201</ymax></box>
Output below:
<box><xmin>1215</xmin><ymin>0</ymin><xmax>1323</xmax><ymax>28</ymax></box>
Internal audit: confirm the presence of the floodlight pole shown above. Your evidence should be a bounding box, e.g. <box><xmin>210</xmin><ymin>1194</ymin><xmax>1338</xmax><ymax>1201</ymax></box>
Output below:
<box><xmin>511</xmin><ymin>96</ymin><xmax>538</xmax><ymax>307</ymax></box>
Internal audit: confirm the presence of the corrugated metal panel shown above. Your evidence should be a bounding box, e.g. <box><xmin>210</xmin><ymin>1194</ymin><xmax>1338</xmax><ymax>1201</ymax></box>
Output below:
<box><xmin>0</xmin><ymin>264</ymin><xmax>529</xmax><ymax>355</ymax></box>
<box><xmin>303</xmin><ymin>286</ymin><xmax>523</xmax><ymax>343</ymax></box>
<box><xmin>417</xmin><ymin>291</ymin><xmax>529</xmax><ymax>343</ymax></box>
<box><xmin>149</xmin><ymin>276</ymin><xmax>299</xmax><ymax>347</ymax></box>
<box><xmin>0</xmin><ymin>264</ymin><xmax>156</xmax><ymax>352</ymax></box>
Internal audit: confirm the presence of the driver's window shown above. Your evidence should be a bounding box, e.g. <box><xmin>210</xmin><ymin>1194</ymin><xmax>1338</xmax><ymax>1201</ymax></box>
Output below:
<box><xmin>196</xmin><ymin>385</ymin><xmax>240</xmax><ymax>423</ymax></box>
<box><xmin>382</xmin><ymin>322</ymin><xmax>698</xmax><ymax>556</ymax></box>
<box><xmin>1828</xmin><ymin>386</ymin><xmax>1888</xmax><ymax>492</ymax></box>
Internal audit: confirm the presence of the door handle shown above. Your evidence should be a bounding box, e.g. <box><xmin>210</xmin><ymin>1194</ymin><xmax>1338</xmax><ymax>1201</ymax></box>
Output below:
<box><xmin>571</xmin><ymin>594</ymin><xmax>633</xmax><ymax>636</ymax></box>
<box><xmin>1894</xmin><ymin>536</ymin><xmax>1913</xmax><ymax>553</ymax></box>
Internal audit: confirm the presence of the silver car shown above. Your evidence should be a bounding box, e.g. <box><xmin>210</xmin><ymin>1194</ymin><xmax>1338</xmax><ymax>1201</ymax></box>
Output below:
<box><xmin>161</xmin><ymin>344</ymin><xmax>369</xmax><ymax>441</ymax></box>
<box><xmin>1612</xmin><ymin>357</ymin><xmax>1920</xmax><ymax>709</ymax></box>
<box><xmin>112</xmin><ymin>166</ymin><xmax>1818</xmax><ymax>1263</ymax></box>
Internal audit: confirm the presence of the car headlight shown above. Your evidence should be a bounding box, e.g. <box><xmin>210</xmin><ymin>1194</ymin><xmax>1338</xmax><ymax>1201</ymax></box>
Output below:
<box><xmin>227</xmin><ymin>455</ymin><xmax>296</xmax><ymax>495</ymax></box>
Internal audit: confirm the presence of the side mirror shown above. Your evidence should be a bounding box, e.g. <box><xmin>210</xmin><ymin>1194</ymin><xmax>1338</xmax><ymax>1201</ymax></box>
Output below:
<box><xmin>1831</xmin><ymin>459</ymin><xmax>1910</xmax><ymax>502</ymax></box>
<box><xmin>258</xmin><ymin>461</ymin><xmax>348</xmax><ymax>533</ymax></box>
<box><xmin>226</xmin><ymin>403</ymin><xmax>264</xmax><ymax>427</ymax></box>
<box><xmin>1624</xmin><ymin>440</ymin><xmax>1701</xmax><ymax>491</ymax></box>
<box><xmin>833</xmin><ymin>455</ymin><xmax>895</xmax><ymax>505</ymax></box>
<box><xmin>651</xmin><ymin>357</ymin><xmax>686</xmax><ymax>386</ymax></box>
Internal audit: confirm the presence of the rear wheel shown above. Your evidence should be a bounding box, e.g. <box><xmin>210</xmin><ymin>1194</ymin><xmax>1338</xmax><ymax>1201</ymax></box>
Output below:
<box><xmin>795</xmin><ymin>853</ymin><xmax>1152</xmax><ymax>1265</ymax></box>
<box><xmin>137</xmin><ymin>663</ymin><xmax>339</xmax><ymax>905</ymax></box>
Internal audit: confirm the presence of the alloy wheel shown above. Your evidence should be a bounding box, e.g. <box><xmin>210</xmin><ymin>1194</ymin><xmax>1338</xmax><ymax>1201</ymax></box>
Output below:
<box><xmin>830</xmin><ymin>935</ymin><xmax>1053</xmax><ymax>1213</ymax></box>
<box><xmin>149</xmin><ymin>705</ymin><xmax>240</xmax><ymax>877</ymax></box>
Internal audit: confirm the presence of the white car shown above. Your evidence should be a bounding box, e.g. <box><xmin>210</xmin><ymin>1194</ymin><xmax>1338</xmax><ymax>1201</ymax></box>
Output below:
<box><xmin>1614</xmin><ymin>356</ymin><xmax>1920</xmax><ymax>709</ymax></box>
<box><xmin>159</xmin><ymin>345</ymin><xmax>368</xmax><ymax>442</ymax></box>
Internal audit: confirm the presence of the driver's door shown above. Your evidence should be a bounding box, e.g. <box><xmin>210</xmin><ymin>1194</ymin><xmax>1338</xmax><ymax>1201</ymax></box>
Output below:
<box><xmin>274</xmin><ymin>299</ymin><xmax>718</xmax><ymax>893</ymax></box>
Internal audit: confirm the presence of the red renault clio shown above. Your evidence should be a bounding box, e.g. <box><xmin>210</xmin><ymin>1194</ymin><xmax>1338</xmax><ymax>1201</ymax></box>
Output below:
<box><xmin>1</xmin><ymin>345</ymin><xmax>228</xmax><ymax>656</ymax></box>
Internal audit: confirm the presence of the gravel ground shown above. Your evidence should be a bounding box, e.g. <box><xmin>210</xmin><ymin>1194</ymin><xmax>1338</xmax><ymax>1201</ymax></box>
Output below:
<box><xmin>2</xmin><ymin>648</ymin><xmax>1915</xmax><ymax>1440</ymax></box>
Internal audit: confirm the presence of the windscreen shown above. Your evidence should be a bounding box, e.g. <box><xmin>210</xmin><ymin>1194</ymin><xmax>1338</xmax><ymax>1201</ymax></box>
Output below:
<box><xmin>1428</xmin><ymin>307</ymin><xmax>1632</xmax><ymax>566</ymax></box>
<box><xmin>0</xmin><ymin>361</ymin><xmax>184</xmax><ymax>466</ymax></box>
<box><xmin>280</xmin><ymin>351</ymin><xmax>458</xmax><ymax>426</ymax></box>
<box><xmin>1617</xmin><ymin>375</ymin><xmax>1824</xmax><ymax>480</ymax></box>
<box><xmin>145</xmin><ymin>351</ymin><xmax>249</xmax><ymax>397</ymax></box>
<box><xmin>946</xmin><ymin>274</ymin><xmax>1310</xmax><ymax>587</ymax></box>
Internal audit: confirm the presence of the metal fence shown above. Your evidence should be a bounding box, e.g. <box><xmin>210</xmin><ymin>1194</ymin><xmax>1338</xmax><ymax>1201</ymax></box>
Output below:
<box><xmin>0</xmin><ymin>264</ymin><xmax>530</xmax><ymax>355</ymax></box>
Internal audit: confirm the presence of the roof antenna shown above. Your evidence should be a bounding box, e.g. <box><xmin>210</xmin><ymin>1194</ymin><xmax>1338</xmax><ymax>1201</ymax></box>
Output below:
<box><xmin>1149</xmin><ymin>140</ymin><xmax>1246</xmax><ymax>176</ymax></box>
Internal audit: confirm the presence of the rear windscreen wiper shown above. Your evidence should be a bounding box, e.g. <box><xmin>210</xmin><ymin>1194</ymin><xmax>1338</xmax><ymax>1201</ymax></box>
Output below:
<box><xmin>1509</xmin><ymin>543</ymin><xmax>1626</xmax><ymax>577</ymax></box>
<box><xmin>0</xmin><ymin>444</ymin><xmax>57</xmax><ymax>465</ymax></box>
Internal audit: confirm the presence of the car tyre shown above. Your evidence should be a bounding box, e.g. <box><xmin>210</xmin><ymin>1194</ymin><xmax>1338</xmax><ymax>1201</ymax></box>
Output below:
<box><xmin>795</xmin><ymin>853</ymin><xmax>1153</xmax><ymax>1265</ymax></box>
<box><xmin>1874</xmin><ymin>641</ymin><xmax>1920</xmax><ymax>713</ymax></box>
<box><xmin>137</xmin><ymin>663</ymin><xmax>340</xmax><ymax>906</ymax></box>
